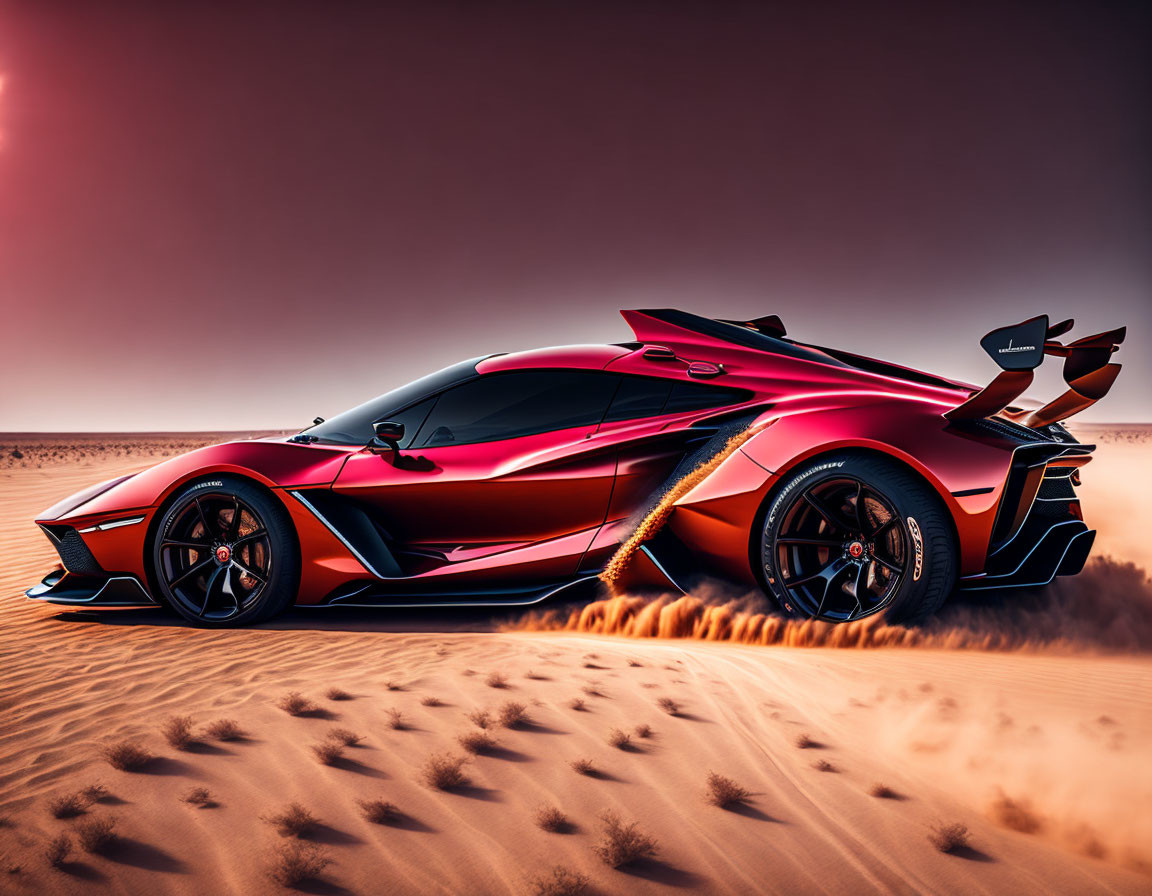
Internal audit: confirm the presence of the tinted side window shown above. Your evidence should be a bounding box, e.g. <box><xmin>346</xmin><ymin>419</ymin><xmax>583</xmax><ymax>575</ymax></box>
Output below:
<box><xmin>664</xmin><ymin>381</ymin><xmax>749</xmax><ymax>413</ymax></box>
<box><xmin>413</xmin><ymin>371</ymin><xmax>619</xmax><ymax>447</ymax></box>
<box><xmin>603</xmin><ymin>376</ymin><xmax>672</xmax><ymax>422</ymax></box>
<box><xmin>386</xmin><ymin>398</ymin><xmax>436</xmax><ymax>449</ymax></box>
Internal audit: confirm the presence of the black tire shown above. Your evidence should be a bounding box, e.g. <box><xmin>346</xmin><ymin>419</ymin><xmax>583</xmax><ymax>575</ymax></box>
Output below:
<box><xmin>758</xmin><ymin>453</ymin><xmax>956</xmax><ymax>624</ymax></box>
<box><xmin>151</xmin><ymin>477</ymin><xmax>299</xmax><ymax>627</ymax></box>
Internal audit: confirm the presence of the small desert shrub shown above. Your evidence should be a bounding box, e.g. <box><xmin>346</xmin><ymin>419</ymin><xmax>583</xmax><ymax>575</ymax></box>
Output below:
<box><xmin>385</xmin><ymin>709</ymin><xmax>408</xmax><ymax>730</ymax></box>
<box><xmin>457</xmin><ymin>729</ymin><xmax>498</xmax><ymax>755</ymax></box>
<box><xmin>869</xmin><ymin>783</ymin><xmax>901</xmax><ymax>799</ymax></box>
<box><xmin>76</xmin><ymin>817</ymin><xmax>117</xmax><ymax>854</ymax></box>
<box><xmin>204</xmin><ymin>719</ymin><xmax>245</xmax><ymax>741</ymax></box>
<box><xmin>628</xmin><ymin>659</ymin><xmax>642</xmax><ymax>667</ymax></box>
<box><xmin>568</xmin><ymin>697</ymin><xmax>586</xmax><ymax>711</ymax></box>
<box><xmin>534</xmin><ymin>805</ymin><xmax>570</xmax><ymax>833</ymax></box>
<box><xmin>162</xmin><ymin>715</ymin><xmax>195</xmax><ymax>750</ymax></box>
<box><xmin>263</xmin><ymin>803</ymin><xmax>319</xmax><ymax>838</ymax></box>
<box><xmin>812</xmin><ymin>759</ymin><xmax>837</xmax><ymax>772</ymax></box>
<box><xmin>593</xmin><ymin>810</ymin><xmax>659</xmax><ymax>867</ymax></box>
<box><xmin>325</xmin><ymin>687</ymin><xmax>352</xmax><ymax>701</ymax></box>
<box><xmin>326</xmin><ymin>727</ymin><xmax>362</xmax><ymax>746</ymax></box>
<box><xmin>421</xmin><ymin>753</ymin><xmax>470</xmax><ymax>790</ymax></box>
<box><xmin>706</xmin><ymin>772</ymin><xmax>752</xmax><ymax>807</ymax></box>
<box><xmin>467</xmin><ymin>709</ymin><xmax>492</xmax><ymax>729</ymax></box>
<box><xmin>357</xmin><ymin>798</ymin><xmax>401</xmax><ymax>825</ymax></box>
<box><xmin>420</xmin><ymin>696</ymin><xmax>443</xmax><ymax>707</ymax></box>
<box><xmin>794</xmin><ymin>733</ymin><xmax>818</xmax><ymax>749</ymax></box>
<box><xmin>634</xmin><ymin>723</ymin><xmax>652</xmax><ymax>739</ymax></box>
<box><xmin>44</xmin><ymin>834</ymin><xmax>72</xmax><ymax>869</ymax></box>
<box><xmin>570</xmin><ymin>758</ymin><xmax>596</xmax><ymax>776</ymax></box>
<box><xmin>485</xmin><ymin>672</ymin><xmax>509</xmax><ymax>689</ymax></box>
<box><xmin>311</xmin><ymin>741</ymin><xmax>344</xmax><ymax>765</ymax></box>
<box><xmin>385</xmin><ymin>680</ymin><xmax>404</xmax><ymax>691</ymax></box>
<box><xmin>267</xmin><ymin>841</ymin><xmax>332</xmax><ymax>888</ymax></box>
<box><xmin>608</xmin><ymin>728</ymin><xmax>631</xmax><ymax>750</ymax></box>
<box><xmin>989</xmin><ymin>793</ymin><xmax>1043</xmax><ymax>834</ymax></box>
<box><xmin>101</xmin><ymin>740</ymin><xmax>154</xmax><ymax>771</ymax></box>
<box><xmin>80</xmin><ymin>783</ymin><xmax>109</xmax><ymax>804</ymax></box>
<box><xmin>525</xmin><ymin>670</ymin><xmax>548</xmax><ymax>680</ymax></box>
<box><xmin>497</xmin><ymin>701</ymin><xmax>529</xmax><ymax>729</ymax></box>
<box><xmin>530</xmin><ymin>865</ymin><xmax>591</xmax><ymax>896</ymax></box>
<box><xmin>928</xmin><ymin>821</ymin><xmax>971</xmax><ymax>853</ymax></box>
<box><xmin>277</xmin><ymin>692</ymin><xmax>318</xmax><ymax>716</ymax></box>
<box><xmin>48</xmin><ymin>791</ymin><xmax>89</xmax><ymax>819</ymax></box>
<box><xmin>581</xmin><ymin>684</ymin><xmax>604</xmax><ymax>698</ymax></box>
<box><xmin>657</xmin><ymin>697</ymin><xmax>680</xmax><ymax>715</ymax></box>
<box><xmin>182</xmin><ymin>787</ymin><xmax>214</xmax><ymax>807</ymax></box>
<box><xmin>583</xmin><ymin>662</ymin><xmax>605</xmax><ymax>669</ymax></box>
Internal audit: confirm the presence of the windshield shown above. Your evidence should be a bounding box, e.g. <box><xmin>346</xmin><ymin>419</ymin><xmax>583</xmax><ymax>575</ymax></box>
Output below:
<box><xmin>302</xmin><ymin>358</ymin><xmax>486</xmax><ymax>445</ymax></box>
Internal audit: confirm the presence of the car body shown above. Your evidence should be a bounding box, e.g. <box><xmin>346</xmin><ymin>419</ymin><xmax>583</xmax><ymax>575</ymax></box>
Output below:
<box><xmin>27</xmin><ymin>309</ymin><xmax>1124</xmax><ymax>625</ymax></box>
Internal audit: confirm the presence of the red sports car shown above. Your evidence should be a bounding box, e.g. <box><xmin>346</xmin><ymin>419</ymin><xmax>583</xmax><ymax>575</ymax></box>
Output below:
<box><xmin>27</xmin><ymin>309</ymin><xmax>1124</xmax><ymax>627</ymax></box>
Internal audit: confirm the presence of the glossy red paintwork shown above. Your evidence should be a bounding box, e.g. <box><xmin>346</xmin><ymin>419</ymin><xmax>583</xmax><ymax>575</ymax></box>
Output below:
<box><xmin>31</xmin><ymin>309</ymin><xmax>1075</xmax><ymax>607</ymax></box>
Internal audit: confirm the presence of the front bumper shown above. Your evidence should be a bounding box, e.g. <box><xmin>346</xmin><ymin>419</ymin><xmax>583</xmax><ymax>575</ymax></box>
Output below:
<box><xmin>26</xmin><ymin>568</ymin><xmax>157</xmax><ymax>607</ymax></box>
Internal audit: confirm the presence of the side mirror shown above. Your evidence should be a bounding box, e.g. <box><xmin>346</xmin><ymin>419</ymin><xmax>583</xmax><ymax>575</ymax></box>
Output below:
<box><xmin>368</xmin><ymin>421</ymin><xmax>404</xmax><ymax>460</ymax></box>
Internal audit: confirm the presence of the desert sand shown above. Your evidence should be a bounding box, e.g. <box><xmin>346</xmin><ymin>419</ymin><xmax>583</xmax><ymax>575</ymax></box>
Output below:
<box><xmin>0</xmin><ymin>429</ymin><xmax>1150</xmax><ymax>895</ymax></box>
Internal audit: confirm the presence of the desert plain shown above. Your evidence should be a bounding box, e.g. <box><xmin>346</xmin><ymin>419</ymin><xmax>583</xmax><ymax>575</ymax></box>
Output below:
<box><xmin>0</xmin><ymin>427</ymin><xmax>1149</xmax><ymax>895</ymax></box>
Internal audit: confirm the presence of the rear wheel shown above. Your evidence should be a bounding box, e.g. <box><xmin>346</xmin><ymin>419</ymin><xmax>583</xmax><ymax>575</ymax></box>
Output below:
<box><xmin>759</xmin><ymin>454</ymin><xmax>956</xmax><ymax>623</ymax></box>
<box><xmin>152</xmin><ymin>478</ymin><xmax>299</xmax><ymax>627</ymax></box>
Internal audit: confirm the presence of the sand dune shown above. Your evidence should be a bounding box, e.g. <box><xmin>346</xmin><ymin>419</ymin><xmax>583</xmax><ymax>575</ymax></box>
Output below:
<box><xmin>0</xmin><ymin>432</ymin><xmax>1149</xmax><ymax>894</ymax></box>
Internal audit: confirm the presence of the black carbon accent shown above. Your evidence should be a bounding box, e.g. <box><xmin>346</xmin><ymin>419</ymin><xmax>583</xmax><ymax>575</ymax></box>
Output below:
<box><xmin>1037</xmin><ymin>475</ymin><xmax>1077</xmax><ymax>501</ymax></box>
<box><xmin>44</xmin><ymin>526</ymin><xmax>104</xmax><ymax>575</ymax></box>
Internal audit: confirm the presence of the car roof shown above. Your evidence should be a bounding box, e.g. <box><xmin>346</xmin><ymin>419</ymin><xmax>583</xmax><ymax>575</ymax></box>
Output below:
<box><xmin>476</xmin><ymin>344</ymin><xmax>631</xmax><ymax>374</ymax></box>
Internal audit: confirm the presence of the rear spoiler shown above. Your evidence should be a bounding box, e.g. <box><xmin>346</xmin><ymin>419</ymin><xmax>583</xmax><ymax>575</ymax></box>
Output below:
<box><xmin>944</xmin><ymin>315</ymin><xmax>1125</xmax><ymax>426</ymax></box>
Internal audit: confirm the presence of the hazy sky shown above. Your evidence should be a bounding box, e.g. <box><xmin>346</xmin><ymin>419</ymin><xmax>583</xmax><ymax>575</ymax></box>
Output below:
<box><xmin>1</xmin><ymin>1</ymin><xmax>1149</xmax><ymax>430</ymax></box>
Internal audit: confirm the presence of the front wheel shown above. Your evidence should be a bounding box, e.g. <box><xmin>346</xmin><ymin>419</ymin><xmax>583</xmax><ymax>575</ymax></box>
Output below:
<box><xmin>152</xmin><ymin>478</ymin><xmax>299</xmax><ymax>627</ymax></box>
<box><xmin>759</xmin><ymin>454</ymin><xmax>956</xmax><ymax>624</ymax></box>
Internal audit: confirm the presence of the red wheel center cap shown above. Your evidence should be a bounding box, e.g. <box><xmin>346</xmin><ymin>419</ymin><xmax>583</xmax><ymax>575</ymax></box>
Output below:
<box><xmin>215</xmin><ymin>545</ymin><xmax>232</xmax><ymax>564</ymax></box>
<box><xmin>848</xmin><ymin>541</ymin><xmax>865</xmax><ymax>558</ymax></box>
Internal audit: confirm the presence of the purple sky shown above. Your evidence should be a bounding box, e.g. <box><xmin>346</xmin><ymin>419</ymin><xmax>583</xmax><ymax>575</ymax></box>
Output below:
<box><xmin>0</xmin><ymin>2</ymin><xmax>1149</xmax><ymax>430</ymax></box>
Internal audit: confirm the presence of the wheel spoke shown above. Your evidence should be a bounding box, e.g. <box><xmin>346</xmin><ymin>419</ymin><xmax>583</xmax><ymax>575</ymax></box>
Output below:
<box><xmin>232</xmin><ymin>529</ymin><xmax>267</xmax><ymax>549</ymax></box>
<box><xmin>194</xmin><ymin>498</ymin><xmax>216</xmax><ymax>539</ymax></box>
<box><xmin>200</xmin><ymin>565</ymin><xmax>225</xmax><ymax>616</ymax></box>
<box><xmin>872</xmin><ymin>555</ymin><xmax>903</xmax><ymax>575</ymax></box>
<box><xmin>223</xmin><ymin>566</ymin><xmax>242</xmax><ymax>614</ymax></box>
<box><xmin>168</xmin><ymin>557</ymin><xmax>214</xmax><ymax>589</ymax></box>
<box><xmin>803</xmin><ymin>490</ymin><xmax>852</xmax><ymax>531</ymax></box>
<box><xmin>852</xmin><ymin>482</ymin><xmax>869</xmax><ymax>533</ymax></box>
<box><xmin>231</xmin><ymin>557</ymin><xmax>266</xmax><ymax>586</ymax></box>
<box><xmin>162</xmin><ymin>539</ymin><xmax>211</xmax><ymax>551</ymax></box>
<box><xmin>229</xmin><ymin>497</ymin><xmax>243</xmax><ymax>541</ymax></box>
<box><xmin>777</xmin><ymin>536</ymin><xmax>842</xmax><ymax>547</ymax></box>
<box><xmin>850</xmin><ymin>562</ymin><xmax>868</xmax><ymax>615</ymax></box>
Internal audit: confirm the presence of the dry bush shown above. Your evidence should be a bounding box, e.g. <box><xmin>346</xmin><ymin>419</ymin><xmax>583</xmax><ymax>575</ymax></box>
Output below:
<box><xmin>812</xmin><ymin>759</ymin><xmax>837</xmax><ymax>773</ymax></box>
<box><xmin>204</xmin><ymin>719</ymin><xmax>245</xmax><ymax>741</ymax></box>
<box><xmin>581</xmin><ymin>684</ymin><xmax>605</xmax><ymax>698</ymax></box>
<box><xmin>525</xmin><ymin>670</ymin><xmax>549</xmax><ymax>680</ymax></box>
<box><xmin>628</xmin><ymin>659</ymin><xmax>642</xmax><ymax>667</ymax></box>
<box><xmin>277</xmin><ymin>692</ymin><xmax>318</xmax><ymax>716</ymax></box>
<box><xmin>44</xmin><ymin>834</ymin><xmax>72</xmax><ymax>869</ymax></box>
<box><xmin>794</xmin><ymin>733</ymin><xmax>818</xmax><ymax>749</ymax></box>
<box><xmin>76</xmin><ymin>817</ymin><xmax>117</xmax><ymax>854</ymax></box>
<box><xmin>634</xmin><ymin>724</ymin><xmax>652</xmax><ymax>739</ymax></box>
<box><xmin>583</xmin><ymin>662</ymin><xmax>605</xmax><ymax>669</ymax></box>
<box><xmin>80</xmin><ymin>783</ymin><xmax>109</xmax><ymax>804</ymax></box>
<box><xmin>467</xmin><ymin>709</ymin><xmax>492</xmax><ymax>729</ymax></box>
<box><xmin>267</xmin><ymin>841</ymin><xmax>332</xmax><ymax>888</ymax></box>
<box><xmin>357</xmin><ymin>798</ymin><xmax>401</xmax><ymax>825</ymax></box>
<box><xmin>568</xmin><ymin>697</ymin><xmax>586</xmax><ymax>711</ymax></box>
<box><xmin>869</xmin><ymin>783</ymin><xmax>901</xmax><ymax>799</ymax></box>
<box><xmin>325</xmin><ymin>687</ymin><xmax>353</xmax><ymax>701</ymax></box>
<box><xmin>593</xmin><ymin>810</ymin><xmax>659</xmax><ymax>867</ymax></box>
<box><xmin>182</xmin><ymin>787</ymin><xmax>214</xmax><ymax>807</ymax></box>
<box><xmin>311</xmin><ymin>741</ymin><xmax>344</xmax><ymax>765</ymax></box>
<box><xmin>326</xmin><ymin>727</ymin><xmax>362</xmax><ymax>746</ymax></box>
<box><xmin>385</xmin><ymin>680</ymin><xmax>405</xmax><ymax>691</ymax></box>
<box><xmin>989</xmin><ymin>793</ymin><xmax>1043</xmax><ymax>834</ymax></box>
<box><xmin>485</xmin><ymin>672</ymin><xmax>509</xmax><ymax>689</ymax></box>
<box><xmin>608</xmin><ymin>728</ymin><xmax>631</xmax><ymax>750</ymax></box>
<box><xmin>928</xmin><ymin>821</ymin><xmax>971</xmax><ymax>853</ymax></box>
<box><xmin>534</xmin><ymin>805</ymin><xmax>570</xmax><ymax>833</ymax></box>
<box><xmin>263</xmin><ymin>803</ymin><xmax>319</xmax><ymax>838</ymax></box>
<box><xmin>657</xmin><ymin>697</ymin><xmax>680</xmax><ymax>715</ymax></box>
<box><xmin>530</xmin><ymin>865</ymin><xmax>591</xmax><ymax>896</ymax></box>
<box><xmin>706</xmin><ymin>772</ymin><xmax>752</xmax><ymax>807</ymax></box>
<box><xmin>420</xmin><ymin>696</ymin><xmax>443</xmax><ymax>707</ymax></box>
<box><xmin>101</xmin><ymin>740</ymin><xmax>154</xmax><ymax>771</ymax></box>
<box><xmin>570</xmin><ymin>758</ymin><xmax>596</xmax><ymax>776</ymax></box>
<box><xmin>497</xmin><ymin>701</ymin><xmax>530</xmax><ymax>729</ymax></box>
<box><xmin>385</xmin><ymin>709</ymin><xmax>408</xmax><ymax>730</ymax></box>
<box><xmin>162</xmin><ymin>715</ymin><xmax>196</xmax><ymax>750</ymax></box>
<box><xmin>48</xmin><ymin>791</ymin><xmax>89</xmax><ymax>819</ymax></box>
<box><xmin>457</xmin><ymin>729</ymin><xmax>498</xmax><ymax>755</ymax></box>
<box><xmin>421</xmin><ymin>753</ymin><xmax>470</xmax><ymax>790</ymax></box>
